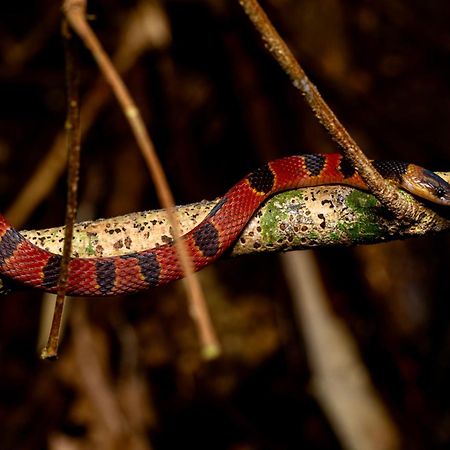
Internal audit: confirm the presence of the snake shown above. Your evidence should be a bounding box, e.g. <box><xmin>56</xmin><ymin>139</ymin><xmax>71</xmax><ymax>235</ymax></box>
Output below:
<box><xmin>0</xmin><ymin>153</ymin><xmax>449</xmax><ymax>296</ymax></box>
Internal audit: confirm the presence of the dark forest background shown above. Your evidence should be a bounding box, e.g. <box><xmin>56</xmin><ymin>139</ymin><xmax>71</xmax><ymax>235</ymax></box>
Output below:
<box><xmin>1</xmin><ymin>1</ymin><xmax>450</xmax><ymax>449</ymax></box>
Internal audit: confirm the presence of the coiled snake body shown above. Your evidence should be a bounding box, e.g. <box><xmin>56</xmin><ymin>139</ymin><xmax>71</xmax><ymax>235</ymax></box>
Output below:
<box><xmin>0</xmin><ymin>153</ymin><xmax>449</xmax><ymax>296</ymax></box>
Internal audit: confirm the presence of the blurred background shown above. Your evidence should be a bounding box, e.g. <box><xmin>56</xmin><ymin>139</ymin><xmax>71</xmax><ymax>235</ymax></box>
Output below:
<box><xmin>0</xmin><ymin>0</ymin><xmax>450</xmax><ymax>449</ymax></box>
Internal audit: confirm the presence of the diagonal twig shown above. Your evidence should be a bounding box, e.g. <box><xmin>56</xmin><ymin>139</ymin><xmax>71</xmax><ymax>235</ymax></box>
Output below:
<box><xmin>63</xmin><ymin>0</ymin><xmax>219</xmax><ymax>358</ymax></box>
<box><xmin>237</xmin><ymin>0</ymin><xmax>443</xmax><ymax>226</ymax></box>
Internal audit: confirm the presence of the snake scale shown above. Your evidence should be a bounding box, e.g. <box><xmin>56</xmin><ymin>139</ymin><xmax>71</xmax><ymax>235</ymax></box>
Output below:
<box><xmin>0</xmin><ymin>153</ymin><xmax>449</xmax><ymax>296</ymax></box>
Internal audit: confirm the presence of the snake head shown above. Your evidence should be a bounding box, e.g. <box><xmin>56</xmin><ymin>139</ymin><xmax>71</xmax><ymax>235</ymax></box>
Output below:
<box><xmin>402</xmin><ymin>165</ymin><xmax>450</xmax><ymax>206</ymax></box>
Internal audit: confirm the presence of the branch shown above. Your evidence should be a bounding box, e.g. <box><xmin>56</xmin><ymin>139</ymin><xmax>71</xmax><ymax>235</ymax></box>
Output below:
<box><xmin>283</xmin><ymin>251</ymin><xmax>401</xmax><ymax>450</ymax></box>
<box><xmin>41</xmin><ymin>23</ymin><xmax>82</xmax><ymax>360</ymax></box>
<box><xmin>14</xmin><ymin>177</ymin><xmax>450</xmax><ymax>264</ymax></box>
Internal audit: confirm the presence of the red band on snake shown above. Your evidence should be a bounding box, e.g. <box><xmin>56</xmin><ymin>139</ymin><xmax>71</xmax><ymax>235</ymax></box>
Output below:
<box><xmin>0</xmin><ymin>153</ymin><xmax>449</xmax><ymax>296</ymax></box>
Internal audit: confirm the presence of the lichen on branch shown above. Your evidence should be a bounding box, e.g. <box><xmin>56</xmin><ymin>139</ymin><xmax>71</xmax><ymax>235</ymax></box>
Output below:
<box><xmin>16</xmin><ymin>177</ymin><xmax>450</xmax><ymax>263</ymax></box>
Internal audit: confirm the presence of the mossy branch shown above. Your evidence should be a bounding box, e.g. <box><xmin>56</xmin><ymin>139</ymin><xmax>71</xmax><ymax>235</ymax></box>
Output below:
<box><xmin>12</xmin><ymin>176</ymin><xmax>450</xmax><ymax>271</ymax></box>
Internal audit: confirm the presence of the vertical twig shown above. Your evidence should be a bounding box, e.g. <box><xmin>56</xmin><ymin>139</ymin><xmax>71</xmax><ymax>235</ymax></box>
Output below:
<box><xmin>63</xmin><ymin>0</ymin><xmax>220</xmax><ymax>358</ymax></box>
<box><xmin>237</xmin><ymin>0</ymin><xmax>431</xmax><ymax>223</ymax></box>
<box><xmin>41</xmin><ymin>22</ymin><xmax>81</xmax><ymax>359</ymax></box>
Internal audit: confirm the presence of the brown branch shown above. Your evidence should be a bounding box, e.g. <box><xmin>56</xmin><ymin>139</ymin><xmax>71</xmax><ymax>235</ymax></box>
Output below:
<box><xmin>16</xmin><ymin>181</ymin><xmax>450</xmax><ymax>262</ymax></box>
<box><xmin>41</xmin><ymin>24</ymin><xmax>82</xmax><ymax>360</ymax></box>
<box><xmin>237</xmin><ymin>0</ymin><xmax>444</xmax><ymax>227</ymax></box>
<box><xmin>63</xmin><ymin>0</ymin><xmax>219</xmax><ymax>359</ymax></box>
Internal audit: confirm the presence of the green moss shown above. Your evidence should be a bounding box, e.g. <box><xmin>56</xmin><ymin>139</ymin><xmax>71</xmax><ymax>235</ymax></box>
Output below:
<box><xmin>329</xmin><ymin>231</ymin><xmax>341</xmax><ymax>241</ymax></box>
<box><xmin>345</xmin><ymin>189</ymin><xmax>378</xmax><ymax>210</ymax></box>
<box><xmin>259</xmin><ymin>188</ymin><xmax>389</xmax><ymax>247</ymax></box>
<box><xmin>339</xmin><ymin>190</ymin><xmax>383</xmax><ymax>241</ymax></box>
<box><xmin>260</xmin><ymin>190</ymin><xmax>303</xmax><ymax>243</ymax></box>
<box><xmin>307</xmin><ymin>231</ymin><xmax>320</xmax><ymax>240</ymax></box>
<box><xmin>85</xmin><ymin>238</ymin><xmax>96</xmax><ymax>256</ymax></box>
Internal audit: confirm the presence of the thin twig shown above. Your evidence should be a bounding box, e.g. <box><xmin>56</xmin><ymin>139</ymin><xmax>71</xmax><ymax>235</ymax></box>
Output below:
<box><xmin>237</xmin><ymin>0</ymin><xmax>439</xmax><ymax>225</ymax></box>
<box><xmin>63</xmin><ymin>0</ymin><xmax>220</xmax><ymax>358</ymax></box>
<box><xmin>41</xmin><ymin>23</ymin><xmax>82</xmax><ymax>360</ymax></box>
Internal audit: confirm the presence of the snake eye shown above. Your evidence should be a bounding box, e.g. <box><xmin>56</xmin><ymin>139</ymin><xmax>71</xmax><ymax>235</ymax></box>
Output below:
<box><xmin>436</xmin><ymin>186</ymin><xmax>447</xmax><ymax>199</ymax></box>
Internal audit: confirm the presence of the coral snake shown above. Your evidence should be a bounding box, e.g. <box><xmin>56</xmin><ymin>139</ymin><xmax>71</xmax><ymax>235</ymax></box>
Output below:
<box><xmin>0</xmin><ymin>153</ymin><xmax>449</xmax><ymax>296</ymax></box>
